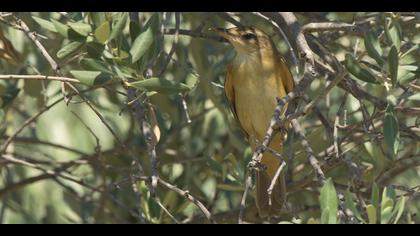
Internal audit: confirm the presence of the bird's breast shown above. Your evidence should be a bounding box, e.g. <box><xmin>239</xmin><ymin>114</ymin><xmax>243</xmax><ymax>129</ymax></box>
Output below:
<box><xmin>230</xmin><ymin>56</ymin><xmax>287</xmax><ymax>141</ymax></box>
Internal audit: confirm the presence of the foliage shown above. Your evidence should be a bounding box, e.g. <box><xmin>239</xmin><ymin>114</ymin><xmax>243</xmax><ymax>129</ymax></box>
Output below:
<box><xmin>0</xmin><ymin>12</ymin><xmax>419</xmax><ymax>224</ymax></box>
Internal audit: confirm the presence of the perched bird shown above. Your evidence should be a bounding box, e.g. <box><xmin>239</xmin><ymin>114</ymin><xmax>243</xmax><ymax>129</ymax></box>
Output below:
<box><xmin>213</xmin><ymin>26</ymin><xmax>295</xmax><ymax>218</ymax></box>
<box><xmin>0</xmin><ymin>26</ymin><xmax>20</xmax><ymax>65</ymax></box>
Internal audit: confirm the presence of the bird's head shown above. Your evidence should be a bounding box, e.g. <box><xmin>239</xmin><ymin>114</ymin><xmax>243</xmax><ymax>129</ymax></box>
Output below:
<box><xmin>211</xmin><ymin>26</ymin><xmax>274</xmax><ymax>55</ymax></box>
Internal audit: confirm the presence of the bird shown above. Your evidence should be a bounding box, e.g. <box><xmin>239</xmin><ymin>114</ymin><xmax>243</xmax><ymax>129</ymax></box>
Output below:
<box><xmin>212</xmin><ymin>26</ymin><xmax>295</xmax><ymax>218</ymax></box>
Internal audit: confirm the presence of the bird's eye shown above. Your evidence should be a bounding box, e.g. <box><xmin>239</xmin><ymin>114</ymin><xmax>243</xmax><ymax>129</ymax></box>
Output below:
<box><xmin>242</xmin><ymin>33</ymin><xmax>257</xmax><ymax>41</ymax></box>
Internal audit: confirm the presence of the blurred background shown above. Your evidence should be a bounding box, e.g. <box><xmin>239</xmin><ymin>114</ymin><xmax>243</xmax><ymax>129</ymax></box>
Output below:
<box><xmin>0</xmin><ymin>12</ymin><xmax>419</xmax><ymax>223</ymax></box>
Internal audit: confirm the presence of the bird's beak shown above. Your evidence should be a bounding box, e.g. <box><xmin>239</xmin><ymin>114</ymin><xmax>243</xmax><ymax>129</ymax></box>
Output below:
<box><xmin>209</xmin><ymin>27</ymin><xmax>232</xmax><ymax>40</ymax></box>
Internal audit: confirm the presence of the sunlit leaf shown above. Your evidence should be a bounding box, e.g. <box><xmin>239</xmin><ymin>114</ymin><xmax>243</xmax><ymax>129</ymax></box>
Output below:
<box><xmin>68</xmin><ymin>21</ymin><xmax>92</xmax><ymax>37</ymax></box>
<box><xmin>385</xmin><ymin>18</ymin><xmax>402</xmax><ymax>50</ymax></box>
<box><xmin>70</xmin><ymin>70</ymin><xmax>112</xmax><ymax>86</ymax></box>
<box><xmin>366</xmin><ymin>204</ymin><xmax>377</xmax><ymax>224</ymax></box>
<box><xmin>319</xmin><ymin>178</ymin><xmax>338</xmax><ymax>224</ymax></box>
<box><xmin>51</xmin><ymin>19</ymin><xmax>85</xmax><ymax>40</ymax></box>
<box><xmin>406</xmin><ymin>93</ymin><xmax>420</xmax><ymax>101</ymax></box>
<box><xmin>130</xmin><ymin>27</ymin><xmax>153</xmax><ymax>63</ymax></box>
<box><xmin>108</xmin><ymin>12</ymin><xmax>128</xmax><ymax>42</ymax></box>
<box><xmin>128</xmin><ymin>77</ymin><xmax>191</xmax><ymax>94</ymax></box>
<box><xmin>94</xmin><ymin>21</ymin><xmax>110</xmax><ymax>44</ymax></box>
<box><xmin>32</xmin><ymin>16</ymin><xmax>57</xmax><ymax>32</ymax></box>
<box><xmin>392</xmin><ymin>196</ymin><xmax>406</xmax><ymax>224</ymax></box>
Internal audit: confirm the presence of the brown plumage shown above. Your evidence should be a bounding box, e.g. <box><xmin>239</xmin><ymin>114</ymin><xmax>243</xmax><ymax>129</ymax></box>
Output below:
<box><xmin>214</xmin><ymin>26</ymin><xmax>295</xmax><ymax>218</ymax></box>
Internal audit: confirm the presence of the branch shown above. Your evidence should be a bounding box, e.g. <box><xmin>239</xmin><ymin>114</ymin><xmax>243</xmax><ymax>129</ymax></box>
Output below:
<box><xmin>0</xmin><ymin>98</ymin><xmax>63</xmax><ymax>154</ymax></box>
<box><xmin>267</xmin><ymin>161</ymin><xmax>287</xmax><ymax>207</ymax></box>
<box><xmin>0</xmin><ymin>74</ymin><xmax>80</xmax><ymax>83</ymax></box>
<box><xmin>127</xmin><ymin>89</ymin><xmax>158</xmax><ymax>197</ymax></box>
<box><xmin>291</xmin><ymin>120</ymin><xmax>326</xmax><ymax>185</ymax></box>
<box><xmin>266</xmin><ymin>12</ymin><xmax>315</xmax><ymax>64</ymax></box>
<box><xmin>164</xmin><ymin>28</ymin><xmax>227</xmax><ymax>42</ymax></box>
<box><xmin>154</xmin><ymin>177</ymin><xmax>215</xmax><ymax>223</ymax></box>
<box><xmin>302</xmin><ymin>22</ymin><xmax>356</xmax><ymax>33</ymax></box>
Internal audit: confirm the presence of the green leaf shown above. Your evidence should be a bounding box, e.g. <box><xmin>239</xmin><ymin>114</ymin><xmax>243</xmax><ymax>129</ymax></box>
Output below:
<box><xmin>51</xmin><ymin>19</ymin><xmax>86</xmax><ymax>40</ymax></box>
<box><xmin>108</xmin><ymin>12</ymin><xmax>128</xmax><ymax>42</ymax></box>
<box><xmin>380</xmin><ymin>186</ymin><xmax>396</xmax><ymax>224</ymax></box>
<box><xmin>185</xmin><ymin>73</ymin><xmax>200</xmax><ymax>90</ymax></box>
<box><xmin>32</xmin><ymin>16</ymin><xmax>57</xmax><ymax>32</ymax></box>
<box><xmin>383</xmin><ymin>106</ymin><xmax>400</xmax><ymax>157</ymax></box>
<box><xmin>406</xmin><ymin>93</ymin><xmax>420</xmax><ymax>101</ymax></box>
<box><xmin>371</xmin><ymin>182</ymin><xmax>380</xmax><ymax>208</ymax></box>
<box><xmin>321</xmin><ymin>207</ymin><xmax>330</xmax><ymax>224</ymax></box>
<box><xmin>381</xmin><ymin>205</ymin><xmax>393</xmax><ymax>224</ymax></box>
<box><xmin>68</xmin><ymin>21</ymin><xmax>92</xmax><ymax>37</ymax></box>
<box><xmin>364</xmin><ymin>31</ymin><xmax>384</xmax><ymax>66</ymax></box>
<box><xmin>344</xmin><ymin>189</ymin><xmax>364</xmax><ymax>222</ymax></box>
<box><xmin>94</xmin><ymin>21</ymin><xmax>110</xmax><ymax>44</ymax></box>
<box><xmin>392</xmin><ymin>196</ymin><xmax>406</xmax><ymax>224</ymax></box>
<box><xmin>345</xmin><ymin>54</ymin><xmax>378</xmax><ymax>84</ymax></box>
<box><xmin>388</xmin><ymin>46</ymin><xmax>399</xmax><ymax>87</ymax></box>
<box><xmin>51</xmin><ymin>19</ymin><xmax>69</xmax><ymax>37</ymax></box>
<box><xmin>144</xmin><ymin>13</ymin><xmax>160</xmax><ymax>33</ymax></box>
<box><xmin>139</xmin><ymin>14</ymin><xmax>160</xmax><ymax>65</ymax></box>
<box><xmin>319</xmin><ymin>178</ymin><xmax>338</xmax><ymax>224</ymax></box>
<box><xmin>366</xmin><ymin>204</ymin><xmax>377</xmax><ymax>224</ymax></box>
<box><xmin>89</xmin><ymin>12</ymin><xmax>107</xmax><ymax>27</ymax></box>
<box><xmin>130</xmin><ymin>27</ymin><xmax>153</xmax><ymax>63</ymax></box>
<box><xmin>56</xmin><ymin>40</ymin><xmax>85</xmax><ymax>59</ymax></box>
<box><xmin>382</xmin><ymin>186</ymin><xmax>396</xmax><ymax>207</ymax></box>
<box><xmin>385</xmin><ymin>18</ymin><xmax>402</xmax><ymax>50</ymax></box>
<box><xmin>400</xmin><ymin>64</ymin><xmax>420</xmax><ymax>73</ymax></box>
<box><xmin>399</xmin><ymin>72</ymin><xmax>416</xmax><ymax>85</ymax></box>
<box><xmin>80</xmin><ymin>58</ymin><xmax>111</xmax><ymax>73</ymax></box>
<box><xmin>86</xmin><ymin>42</ymin><xmax>105</xmax><ymax>59</ymax></box>
<box><xmin>70</xmin><ymin>70</ymin><xmax>112</xmax><ymax>86</ymax></box>
<box><xmin>128</xmin><ymin>77</ymin><xmax>192</xmax><ymax>94</ymax></box>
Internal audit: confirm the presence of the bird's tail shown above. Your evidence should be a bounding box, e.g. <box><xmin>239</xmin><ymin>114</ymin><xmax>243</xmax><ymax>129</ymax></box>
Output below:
<box><xmin>254</xmin><ymin>135</ymin><xmax>287</xmax><ymax>218</ymax></box>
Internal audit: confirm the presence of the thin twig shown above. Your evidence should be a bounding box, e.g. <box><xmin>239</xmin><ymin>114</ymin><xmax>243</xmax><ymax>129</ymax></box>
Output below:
<box><xmin>302</xmin><ymin>22</ymin><xmax>356</xmax><ymax>33</ymax></box>
<box><xmin>238</xmin><ymin>174</ymin><xmax>253</xmax><ymax>224</ymax></box>
<box><xmin>155</xmin><ymin>177</ymin><xmax>215</xmax><ymax>223</ymax></box>
<box><xmin>0</xmin><ymin>74</ymin><xmax>80</xmax><ymax>83</ymax></box>
<box><xmin>267</xmin><ymin>161</ymin><xmax>287</xmax><ymax>207</ymax></box>
<box><xmin>0</xmin><ymin>98</ymin><xmax>63</xmax><ymax>154</ymax></box>
<box><xmin>291</xmin><ymin>119</ymin><xmax>326</xmax><ymax>184</ymax></box>
<box><xmin>253</xmin><ymin>12</ymin><xmax>300</xmax><ymax>75</ymax></box>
